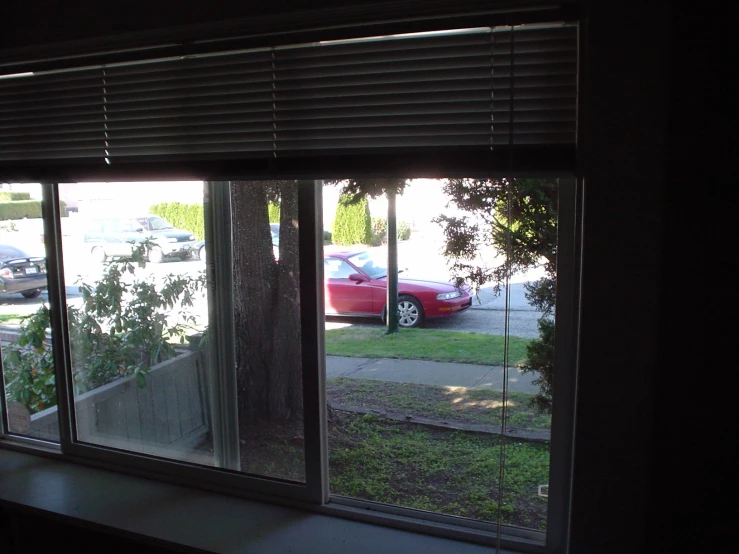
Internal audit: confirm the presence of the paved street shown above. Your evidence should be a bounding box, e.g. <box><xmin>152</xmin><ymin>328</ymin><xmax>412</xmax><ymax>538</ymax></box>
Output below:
<box><xmin>1</xmin><ymin>235</ymin><xmax>546</xmax><ymax>338</ymax></box>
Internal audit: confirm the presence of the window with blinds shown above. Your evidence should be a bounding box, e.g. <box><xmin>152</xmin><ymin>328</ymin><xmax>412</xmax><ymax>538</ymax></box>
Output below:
<box><xmin>0</xmin><ymin>23</ymin><xmax>576</xmax><ymax>179</ymax></box>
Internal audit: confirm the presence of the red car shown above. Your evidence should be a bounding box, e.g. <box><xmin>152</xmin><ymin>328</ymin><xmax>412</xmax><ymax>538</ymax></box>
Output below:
<box><xmin>324</xmin><ymin>249</ymin><xmax>472</xmax><ymax>328</ymax></box>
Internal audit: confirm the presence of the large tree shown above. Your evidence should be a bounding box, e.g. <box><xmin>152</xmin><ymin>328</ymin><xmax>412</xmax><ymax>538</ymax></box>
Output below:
<box><xmin>231</xmin><ymin>181</ymin><xmax>302</xmax><ymax>427</ymax></box>
<box><xmin>435</xmin><ymin>178</ymin><xmax>558</xmax><ymax>412</ymax></box>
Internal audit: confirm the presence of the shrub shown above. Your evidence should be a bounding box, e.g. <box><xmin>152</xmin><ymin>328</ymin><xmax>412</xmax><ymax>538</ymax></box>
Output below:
<box><xmin>398</xmin><ymin>220</ymin><xmax>411</xmax><ymax>241</ymax></box>
<box><xmin>370</xmin><ymin>217</ymin><xmax>411</xmax><ymax>246</ymax></box>
<box><xmin>370</xmin><ymin>217</ymin><xmax>387</xmax><ymax>246</ymax></box>
<box><xmin>149</xmin><ymin>202</ymin><xmax>205</xmax><ymax>240</ymax></box>
<box><xmin>323</xmin><ymin>230</ymin><xmax>333</xmax><ymax>243</ymax></box>
<box><xmin>2</xmin><ymin>244</ymin><xmax>206</xmax><ymax>413</ymax></box>
<box><xmin>0</xmin><ymin>192</ymin><xmax>31</xmax><ymax>201</ymax></box>
<box><xmin>0</xmin><ymin>200</ymin><xmax>42</xmax><ymax>220</ymax></box>
<box><xmin>268</xmin><ymin>202</ymin><xmax>280</xmax><ymax>223</ymax></box>
<box><xmin>332</xmin><ymin>194</ymin><xmax>371</xmax><ymax>246</ymax></box>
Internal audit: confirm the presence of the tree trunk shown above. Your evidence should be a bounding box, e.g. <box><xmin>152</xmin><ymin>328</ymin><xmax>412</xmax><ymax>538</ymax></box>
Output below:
<box><xmin>271</xmin><ymin>181</ymin><xmax>302</xmax><ymax>420</ymax></box>
<box><xmin>231</xmin><ymin>180</ymin><xmax>301</xmax><ymax>426</ymax></box>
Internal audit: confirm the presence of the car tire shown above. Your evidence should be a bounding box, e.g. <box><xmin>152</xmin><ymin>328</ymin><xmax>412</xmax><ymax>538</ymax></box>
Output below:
<box><xmin>198</xmin><ymin>245</ymin><xmax>206</xmax><ymax>263</ymax></box>
<box><xmin>91</xmin><ymin>246</ymin><xmax>107</xmax><ymax>263</ymax></box>
<box><xmin>21</xmin><ymin>290</ymin><xmax>41</xmax><ymax>299</ymax></box>
<box><xmin>397</xmin><ymin>295</ymin><xmax>425</xmax><ymax>328</ymax></box>
<box><xmin>148</xmin><ymin>245</ymin><xmax>165</xmax><ymax>264</ymax></box>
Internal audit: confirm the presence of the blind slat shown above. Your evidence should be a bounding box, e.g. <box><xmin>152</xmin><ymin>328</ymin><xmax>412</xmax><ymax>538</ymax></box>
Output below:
<box><xmin>0</xmin><ymin>23</ymin><xmax>578</xmax><ymax>169</ymax></box>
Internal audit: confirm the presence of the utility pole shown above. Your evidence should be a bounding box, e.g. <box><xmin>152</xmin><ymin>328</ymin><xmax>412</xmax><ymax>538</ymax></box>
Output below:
<box><xmin>385</xmin><ymin>188</ymin><xmax>399</xmax><ymax>334</ymax></box>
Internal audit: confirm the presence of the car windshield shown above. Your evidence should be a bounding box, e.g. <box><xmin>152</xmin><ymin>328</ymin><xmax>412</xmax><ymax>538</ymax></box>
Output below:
<box><xmin>147</xmin><ymin>216</ymin><xmax>174</xmax><ymax>231</ymax></box>
<box><xmin>348</xmin><ymin>250</ymin><xmax>389</xmax><ymax>279</ymax></box>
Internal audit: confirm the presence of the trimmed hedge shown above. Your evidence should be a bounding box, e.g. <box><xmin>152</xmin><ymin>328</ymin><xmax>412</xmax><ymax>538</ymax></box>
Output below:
<box><xmin>149</xmin><ymin>202</ymin><xmax>205</xmax><ymax>240</ymax></box>
<box><xmin>0</xmin><ymin>200</ymin><xmax>41</xmax><ymax>220</ymax></box>
<box><xmin>268</xmin><ymin>202</ymin><xmax>280</xmax><ymax>223</ymax></box>
<box><xmin>0</xmin><ymin>199</ymin><xmax>68</xmax><ymax>220</ymax></box>
<box><xmin>332</xmin><ymin>194</ymin><xmax>372</xmax><ymax>246</ymax></box>
<box><xmin>0</xmin><ymin>192</ymin><xmax>31</xmax><ymax>201</ymax></box>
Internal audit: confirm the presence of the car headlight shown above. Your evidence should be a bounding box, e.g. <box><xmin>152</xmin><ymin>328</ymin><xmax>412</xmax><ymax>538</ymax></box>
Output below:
<box><xmin>437</xmin><ymin>290</ymin><xmax>462</xmax><ymax>300</ymax></box>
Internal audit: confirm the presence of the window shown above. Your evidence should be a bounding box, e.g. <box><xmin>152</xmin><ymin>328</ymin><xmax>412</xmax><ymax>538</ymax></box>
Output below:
<box><xmin>325</xmin><ymin>258</ymin><xmax>357</xmax><ymax>279</ymax></box>
<box><xmin>0</xmin><ymin>184</ymin><xmax>59</xmax><ymax>442</ymax></box>
<box><xmin>0</xmin><ymin>12</ymin><xmax>579</xmax><ymax>552</ymax></box>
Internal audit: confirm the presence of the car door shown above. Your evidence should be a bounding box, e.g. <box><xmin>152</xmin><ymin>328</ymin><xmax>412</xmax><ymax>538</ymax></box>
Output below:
<box><xmin>324</xmin><ymin>257</ymin><xmax>374</xmax><ymax>315</ymax></box>
<box><xmin>108</xmin><ymin>218</ymin><xmax>140</xmax><ymax>256</ymax></box>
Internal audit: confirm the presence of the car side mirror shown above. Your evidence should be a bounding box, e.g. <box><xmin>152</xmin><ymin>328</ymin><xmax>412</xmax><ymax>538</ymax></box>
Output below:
<box><xmin>348</xmin><ymin>273</ymin><xmax>366</xmax><ymax>283</ymax></box>
<box><xmin>135</xmin><ymin>227</ymin><xmax>144</xmax><ymax>233</ymax></box>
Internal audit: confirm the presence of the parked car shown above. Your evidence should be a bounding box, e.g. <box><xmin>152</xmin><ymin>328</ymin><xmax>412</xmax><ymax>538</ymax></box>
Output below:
<box><xmin>324</xmin><ymin>249</ymin><xmax>472</xmax><ymax>328</ymax></box>
<box><xmin>83</xmin><ymin>215</ymin><xmax>197</xmax><ymax>263</ymax></box>
<box><xmin>195</xmin><ymin>225</ymin><xmax>280</xmax><ymax>263</ymax></box>
<box><xmin>0</xmin><ymin>245</ymin><xmax>47</xmax><ymax>299</ymax></box>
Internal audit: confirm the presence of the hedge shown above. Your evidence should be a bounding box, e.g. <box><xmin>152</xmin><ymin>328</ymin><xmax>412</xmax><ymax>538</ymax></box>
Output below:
<box><xmin>268</xmin><ymin>202</ymin><xmax>280</xmax><ymax>223</ymax></box>
<box><xmin>149</xmin><ymin>202</ymin><xmax>205</xmax><ymax>240</ymax></box>
<box><xmin>0</xmin><ymin>192</ymin><xmax>31</xmax><ymax>201</ymax></box>
<box><xmin>332</xmin><ymin>194</ymin><xmax>372</xmax><ymax>246</ymax></box>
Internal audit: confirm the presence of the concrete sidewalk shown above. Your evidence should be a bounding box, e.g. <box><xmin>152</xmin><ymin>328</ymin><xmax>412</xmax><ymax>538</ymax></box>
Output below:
<box><xmin>326</xmin><ymin>356</ymin><xmax>539</xmax><ymax>394</ymax></box>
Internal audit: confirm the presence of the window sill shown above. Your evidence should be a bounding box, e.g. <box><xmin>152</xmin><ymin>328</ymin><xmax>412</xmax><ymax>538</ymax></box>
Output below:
<box><xmin>0</xmin><ymin>448</ymin><xmax>518</xmax><ymax>554</ymax></box>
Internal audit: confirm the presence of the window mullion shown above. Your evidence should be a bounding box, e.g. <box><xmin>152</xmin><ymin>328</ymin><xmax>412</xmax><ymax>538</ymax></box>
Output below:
<box><xmin>204</xmin><ymin>181</ymin><xmax>241</xmax><ymax>470</ymax></box>
<box><xmin>40</xmin><ymin>182</ymin><xmax>77</xmax><ymax>449</ymax></box>
<box><xmin>299</xmin><ymin>179</ymin><xmax>329</xmax><ymax>504</ymax></box>
<box><xmin>545</xmin><ymin>177</ymin><xmax>581</xmax><ymax>552</ymax></box>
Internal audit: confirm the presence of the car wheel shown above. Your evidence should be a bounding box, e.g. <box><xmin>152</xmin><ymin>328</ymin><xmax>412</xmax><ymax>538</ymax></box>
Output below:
<box><xmin>397</xmin><ymin>295</ymin><xmax>425</xmax><ymax>328</ymax></box>
<box><xmin>198</xmin><ymin>245</ymin><xmax>206</xmax><ymax>263</ymax></box>
<box><xmin>21</xmin><ymin>290</ymin><xmax>41</xmax><ymax>299</ymax></box>
<box><xmin>148</xmin><ymin>245</ymin><xmax>164</xmax><ymax>264</ymax></box>
<box><xmin>91</xmin><ymin>246</ymin><xmax>107</xmax><ymax>263</ymax></box>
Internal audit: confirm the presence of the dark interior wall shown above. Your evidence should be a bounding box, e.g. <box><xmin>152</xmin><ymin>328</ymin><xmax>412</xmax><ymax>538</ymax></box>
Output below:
<box><xmin>0</xmin><ymin>1</ymin><xmax>730</xmax><ymax>553</ymax></box>
<box><xmin>571</xmin><ymin>1</ymin><xmax>668</xmax><ymax>551</ymax></box>
<box><xmin>0</xmin><ymin>0</ymin><xmax>372</xmax><ymax>50</ymax></box>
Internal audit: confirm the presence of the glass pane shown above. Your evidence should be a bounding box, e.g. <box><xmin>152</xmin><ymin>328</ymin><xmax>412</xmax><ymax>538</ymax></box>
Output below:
<box><xmin>59</xmin><ymin>182</ymin><xmax>210</xmax><ymax>462</ymax></box>
<box><xmin>0</xmin><ymin>183</ymin><xmax>59</xmax><ymax>442</ymax></box>
<box><xmin>230</xmin><ymin>180</ymin><xmax>305</xmax><ymax>482</ymax></box>
<box><xmin>57</xmin><ymin>181</ymin><xmax>305</xmax><ymax>483</ymax></box>
<box><xmin>325</xmin><ymin>178</ymin><xmax>558</xmax><ymax>535</ymax></box>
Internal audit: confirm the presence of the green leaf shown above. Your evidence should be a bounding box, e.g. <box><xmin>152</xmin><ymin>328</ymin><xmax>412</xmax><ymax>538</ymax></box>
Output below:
<box><xmin>135</xmin><ymin>372</ymin><xmax>146</xmax><ymax>388</ymax></box>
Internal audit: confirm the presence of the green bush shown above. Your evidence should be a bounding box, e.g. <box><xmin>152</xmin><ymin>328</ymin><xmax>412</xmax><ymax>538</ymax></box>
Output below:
<box><xmin>0</xmin><ymin>200</ymin><xmax>42</xmax><ymax>220</ymax></box>
<box><xmin>370</xmin><ymin>217</ymin><xmax>411</xmax><ymax>246</ymax></box>
<box><xmin>149</xmin><ymin>202</ymin><xmax>205</xmax><ymax>240</ymax></box>
<box><xmin>398</xmin><ymin>220</ymin><xmax>411</xmax><ymax>241</ymax></box>
<box><xmin>3</xmin><ymin>244</ymin><xmax>206</xmax><ymax>414</ymax></box>
<box><xmin>0</xmin><ymin>192</ymin><xmax>31</xmax><ymax>201</ymax></box>
<box><xmin>268</xmin><ymin>202</ymin><xmax>280</xmax><ymax>223</ymax></box>
<box><xmin>370</xmin><ymin>217</ymin><xmax>387</xmax><ymax>246</ymax></box>
<box><xmin>323</xmin><ymin>230</ymin><xmax>333</xmax><ymax>243</ymax></box>
<box><xmin>332</xmin><ymin>194</ymin><xmax>372</xmax><ymax>246</ymax></box>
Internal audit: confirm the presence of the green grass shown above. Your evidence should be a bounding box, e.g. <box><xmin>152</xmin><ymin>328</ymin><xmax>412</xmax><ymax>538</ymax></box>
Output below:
<box><xmin>328</xmin><ymin>377</ymin><xmax>551</xmax><ymax>431</ymax></box>
<box><xmin>329</xmin><ymin>413</ymin><xmax>550</xmax><ymax>530</ymax></box>
<box><xmin>325</xmin><ymin>327</ymin><xmax>531</xmax><ymax>366</ymax></box>
<box><xmin>0</xmin><ymin>312</ymin><xmax>26</xmax><ymax>325</ymax></box>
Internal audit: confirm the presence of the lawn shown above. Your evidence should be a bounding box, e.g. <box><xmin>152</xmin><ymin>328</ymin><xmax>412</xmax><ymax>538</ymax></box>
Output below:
<box><xmin>329</xmin><ymin>413</ymin><xmax>550</xmax><ymax>530</ymax></box>
<box><xmin>328</xmin><ymin>377</ymin><xmax>551</xmax><ymax>431</ymax></box>
<box><xmin>325</xmin><ymin>328</ymin><xmax>531</xmax><ymax>366</ymax></box>
<box><xmin>0</xmin><ymin>312</ymin><xmax>26</xmax><ymax>325</ymax></box>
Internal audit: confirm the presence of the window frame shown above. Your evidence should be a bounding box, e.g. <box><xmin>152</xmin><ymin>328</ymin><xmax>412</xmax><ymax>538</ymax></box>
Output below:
<box><xmin>0</xmin><ymin>175</ymin><xmax>580</xmax><ymax>553</ymax></box>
